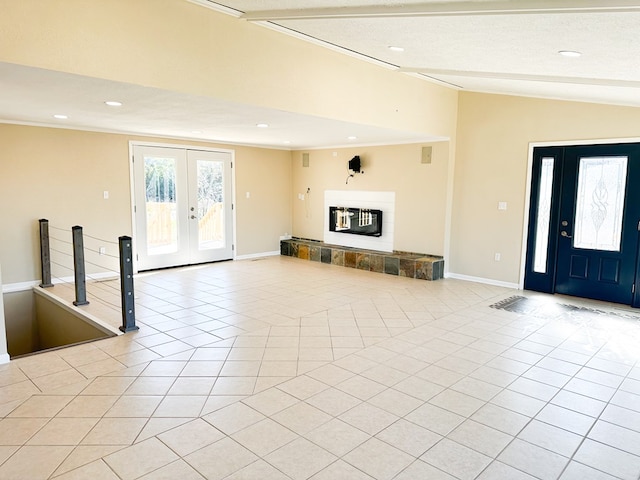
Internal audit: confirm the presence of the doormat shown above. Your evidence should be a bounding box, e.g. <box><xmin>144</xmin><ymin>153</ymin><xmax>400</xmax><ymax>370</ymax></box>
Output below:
<box><xmin>490</xmin><ymin>295</ymin><xmax>640</xmax><ymax>322</ymax></box>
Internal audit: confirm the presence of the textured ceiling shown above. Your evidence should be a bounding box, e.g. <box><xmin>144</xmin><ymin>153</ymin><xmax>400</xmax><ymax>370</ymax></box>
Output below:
<box><xmin>3</xmin><ymin>1</ymin><xmax>640</xmax><ymax>149</ymax></box>
<box><xmin>205</xmin><ymin>0</ymin><xmax>640</xmax><ymax>106</ymax></box>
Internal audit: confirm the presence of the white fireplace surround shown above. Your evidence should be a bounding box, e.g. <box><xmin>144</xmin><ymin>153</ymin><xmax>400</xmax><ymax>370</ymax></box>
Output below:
<box><xmin>324</xmin><ymin>190</ymin><xmax>395</xmax><ymax>252</ymax></box>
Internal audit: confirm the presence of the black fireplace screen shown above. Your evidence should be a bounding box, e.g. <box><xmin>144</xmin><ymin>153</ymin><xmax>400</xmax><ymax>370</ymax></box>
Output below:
<box><xmin>329</xmin><ymin>206</ymin><xmax>383</xmax><ymax>237</ymax></box>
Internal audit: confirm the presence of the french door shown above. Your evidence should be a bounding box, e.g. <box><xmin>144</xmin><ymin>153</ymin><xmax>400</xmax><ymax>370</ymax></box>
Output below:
<box><xmin>133</xmin><ymin>145</ymin><xmax>233</xmax><ymax>271</ymax></box>
<box><xmin>525</xmin><ymin>143</ymin><xmax>640</xmax><ymax>306</ymax></box>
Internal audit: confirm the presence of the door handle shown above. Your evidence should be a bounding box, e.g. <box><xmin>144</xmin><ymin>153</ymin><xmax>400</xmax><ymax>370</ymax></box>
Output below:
<box><xmin>190</xmin><ymin>215</ymin><xmax>196</xmax><ymax>220</ymax></box>
<box><xmin>561</xmin><ymin>231</ymin><xmax>572</xmax><ymax>238</ymax></box>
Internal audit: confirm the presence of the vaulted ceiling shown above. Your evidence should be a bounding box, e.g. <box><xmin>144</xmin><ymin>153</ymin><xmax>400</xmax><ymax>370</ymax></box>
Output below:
<box><xmin>2</xmin><ymin>1</ymin><xmax>639</xmax><ymax>149</ymax></box>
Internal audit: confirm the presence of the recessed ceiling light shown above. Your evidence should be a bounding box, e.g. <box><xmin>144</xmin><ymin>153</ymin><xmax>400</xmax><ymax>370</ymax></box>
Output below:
<box><xmin>347</xmin><ymin>136</ymin><xmax>357</xmax><ymax>140</ymax></box>
<box><xmin>283</xmin><ymin>140</ymin><xmax>291</xmax><ymax>144</ymax></box>
<box><xmin>558</xmin><ymin>50</ymin><xmax>581</xmax><ymax>58</ymax></box>
<box><xmin>388</xmin><ymin>46</ymin><xmax>404</xmax><ymax>52</ymax></box>
<box><xmin>104</xmin><ymin>100</ymin><xmax>122</xmax><ymax>107</ymax></box>
<box><xmin>257</xmin><ymin>123</ymin><xmax>269</xmax><ymax>128</ymax></box>
<box><xmin>53</xmin><ymin>114</ymin><xmax>68</xmax><ymax>119</ymax></box>
<box><xmin>191</xmin><ymin>130</ymin><xmax>203</xmax><ymax>134</ymax></box>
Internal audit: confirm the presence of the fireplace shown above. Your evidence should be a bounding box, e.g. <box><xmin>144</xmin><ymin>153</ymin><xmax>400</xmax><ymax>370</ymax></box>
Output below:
<box><xmin>329</xmin><ymin>206</ymin><xmax>383</xmax><ymax>237</ymax></box>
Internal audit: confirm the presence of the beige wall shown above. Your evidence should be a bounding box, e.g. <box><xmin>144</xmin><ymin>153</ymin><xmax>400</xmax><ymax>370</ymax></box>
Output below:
<box><xmin>0</xmin><ymin>0</ymin><xmax>456</xmax><ymax>137</ymax></box>
<box><xmin>0</xmin><ymin>124</ymin><xmax>292</xmax><ymax>285</ymax></box>
<box><xmin>452</xmin><ymin>92</ymin><xmax>640</xmax><ymax>284</ymax></box>
<box><xmin>291</xmin><ymin>142</ymin><xmax>451</xmax><ymax>256</ymax></box>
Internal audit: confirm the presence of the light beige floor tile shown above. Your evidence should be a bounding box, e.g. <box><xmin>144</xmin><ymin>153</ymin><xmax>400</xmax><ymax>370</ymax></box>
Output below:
<box><xmin>471</xmin><ymin>403</ymin><xmax>530</xmax><ymax>436</ymax></box>
<box><xmin>0</xmin><ymin>380</ymin><xmax>41</xmax><ymax>405</ymax></box>
<box><xmin>367</xmin><ymin>388</ymin><xmax>422</xmax><ymax>417</ymax></box>
<box><xmin>422</xmin><ymin>438</ymin><xmax>492</xmax><ymax>480</ymax></box>
<box><xmin>405</xmin><ymin>403</ymin><xmax>465</xmax><ymax>436</ymax></box>
<box><xmin>137</xmin><ymin>459</ymin><xmax>205</xmax><ymax>479</ymax></box>
<box><xmin>157</xmin><ymin>418</ymin><xmax>224</xmax><ymax>456</ymax></box>
<box><xmin>220</xmin><ymin>360</ymin><xmax>261</xmax><ymax>377</ymax></box>
<box><xmin>81</xmin><ymin>376</ymin><xmax>136</xmax><ymax>395</ymax></box>
<box><xmin>104</xmin><ymin>437</ymin><xmax>179</xmax><ymax>480</ymax></box>
<box><xmin>51</xmin><ymin>459</ymin><xmax>120</xmax><ymax>480</ymax></box>
<box><xmin>476</xmin><ymin>461</ymin><xmax>538</xmax><ymax>480</ymax></box>
<box><xmin>242</xmin><ymin>387</ymin><xmax>299</xmax><ymax>416</ymax></box>
<box><xmin>140</xmin><ymin>361</ymin><xmax>187</xmax><ymax>377</ymax></box>
<box><xmin>429</xmin><ymin>389</ymin><xmax>485</xmax><ymax>417</ymax></box>
<box><xmin>105</xmin><ymin>395</ymin><xmax>163</xmax><ymax>417</ymax></box>
<box><xmin>76</xmin><ymin>358</ymin><xmax>126</xmax><ymax>379</ymax></box>
<box><xmin>376</xmin><ymin>419</ymin><xmax>441</xmax><ymax>457</ymax></box>
<box><xmin>31</xmin><ymin>369</ymin><xmax>87</xmax><ymax>392</ymax></box>
<box><xmin>210</xmin><ymin>377</ymin><xmax>256</xmax><ymax>395</ymax></box>
<box><xmin>52</xmin><ymin>445</ymin><xmax>124</xmax><ymax>476</ymax></box>
<box><xmin>559</xmin><ymin>461</ymin><xmax>621</xmax><ymax>480</ymax></box>
<box><xmin>232</xmin><ymin>418</ymin><xmax>298</xmax><ymax>456</ymax></box>
<box><xmin>8</xmin><ymin>395</ymin><xmax>74</xmax><ymax>418</ymax></box>
<box><xmin>306</xmin><ymin>387</ymin><xmax>362</xmax><ymax>416</ymax></box>
<box><xmin>153</xmin><ymin>395</ymin><xmax>206</xmax><ymax>417</ymax></box>
<box><xmin>82</xmin><ymin>417</ymin><xmax>148</xmax><ymax>445</ymax></box>
<box><xmin>273</xmin><ymin>402</ymin><xmax>333</xmax><ymax>435</ymax></box>
<box><xmin>518</xmin><ymin>420</ymin><xmax>582</xmax><ymax>457</ymax></box>
<box><xmin>259</xmin><ymin>361</ymin><xmax>298</xmax><ymax>377</ymax></box>
<box><xmin>180</xmin><ymin>361</ymin><xmax>223</xmax><ymax>377</ymax></box>
<box><xmin>265</xmin><ymin>437</ymin><xmax>337</xmax><ymax>480</ymax></box>
<box><xmin>203</xmin><ymin>402</ymin><xmax>265</xmax><ymax>435</ymax></box>
<box><xmin>225</xmin><ymin>459</ymin><xmax>292</xmax><ymax>480</ymax></box>
<box><xmin>393</xmin><ymin>376</ymin><xmax>444</xmax><ymax>401</ymax></box>
<box><xmin>498</xmin><ymin>438</ymin><xmax>569</xmax><ymax>480</ymax></box>
<box><xmin>338</xmin><ymin>402</ymin><xmax>398</xmax><ymax>435</ymax></box>
<box><xmin>310</xmin><ymin>459</ymin><xmax>375</xmax><ymax>479</ymax></box>
<box><xmin>124</xmin><ymin>376</ymin><xmax>175</xmax><ymax>395</ymax></box>
<box><xmin>136</xmin><ymin>417</ymin><xmax>193</xmax><ymax>442</ymax></box>
<box><xmin>448</xmin><ymin>419</ymin><xmax>513</xmax><ymax>457</ymax></box>
<box><xmin>393</xmin><ymin>459</ymin><xmax>457</xmax><ymax>480</ymax></box>
<box><xmin>0</xmin><ymin>417</ymin><xmax>49</xmax><ymax>445</ymax></box>
<box><xmin>0</xmin><ymin>445</ymin><xmax>72</xmax><ymax>479</ymax></box>
<box><xmin>343</xmin><ymin>437</ymin><xmax>414</xmax><ymax>480</ymax></box>
<box><xmin>275</xmin><ymin>375</ymin><xmax>328</xmax><ymax>401</ymax></box>
<box><xmin>168</xmin><ymin>377</ymin><xmax>215</xmax><ymax>395</ymax></box>
<box><xmin>57</xmin><ymin>395</ymin><xmax>119</xmax><ymax>417</ymax></box>
<box><xmin>305</xmin><ymin>418</ymin><xmax>370</xmax><ymax>457</ymax></box>
<box><xmin>27</xmin><ymin>417</ymin><xmax>98</xmax><ymax>445</ymax></box>
<box><xmin>185</xmin><ymin>437</ymin><xmax>258</xmax><ymax>480</ymax></box>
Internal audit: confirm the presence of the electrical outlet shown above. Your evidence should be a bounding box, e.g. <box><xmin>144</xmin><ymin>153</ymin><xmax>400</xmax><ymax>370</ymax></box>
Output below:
<box><xmin>103</xmin><ymin>191</ymin><xmax>109</xmax><ymax>199</ymax></box>
<box><xmin>99</xmin><ymin>247</ymin><xmax>106</xmax><ymax>255</ymax></box>
<box><xmin>494</xmin><ymin>253</ymin><xmax>501</xmax><ymax>261</ymax></box>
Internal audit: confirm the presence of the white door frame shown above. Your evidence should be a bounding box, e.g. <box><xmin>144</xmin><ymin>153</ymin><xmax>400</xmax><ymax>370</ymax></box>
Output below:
<box><xmin>128</xmin><ymin>141</ymin><xmax>237</xmax><ymax>273</ymax></box>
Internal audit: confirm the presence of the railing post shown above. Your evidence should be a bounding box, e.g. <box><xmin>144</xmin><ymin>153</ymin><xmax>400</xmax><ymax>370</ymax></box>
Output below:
<box><xmin>71</xmin><ymin>225</ymin><xmax>89</xmax><ymax>306</ymax></box>
<box><xmin>39</xmin><ymin>219</ymin><xmax>53</xmax><ymax>288</ymax></box>
<box><xmin>118</xmin><ymin>236</ymin><xmax>138</xmax><ymax>333</ymax></box>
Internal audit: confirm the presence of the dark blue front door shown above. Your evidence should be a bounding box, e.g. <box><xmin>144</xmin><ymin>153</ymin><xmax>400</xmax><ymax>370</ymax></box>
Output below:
<box><xmin>525</xmin><ymin>143</ymin><xmax>640</xmax><ymax>306</ymax></box>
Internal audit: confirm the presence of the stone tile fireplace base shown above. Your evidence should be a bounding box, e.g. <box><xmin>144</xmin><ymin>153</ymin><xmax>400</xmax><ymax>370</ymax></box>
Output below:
<box><xmin>280</xmin><ymin>238</ymin><xmax>444</xmax><ymax>281</ymax></box>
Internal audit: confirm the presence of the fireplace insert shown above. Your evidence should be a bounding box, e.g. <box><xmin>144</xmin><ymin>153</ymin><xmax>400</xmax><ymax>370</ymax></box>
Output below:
<box><xmin>329</xmin><ymin>206</ymin><xmax>382</xmax><ymax>237</ymax></box>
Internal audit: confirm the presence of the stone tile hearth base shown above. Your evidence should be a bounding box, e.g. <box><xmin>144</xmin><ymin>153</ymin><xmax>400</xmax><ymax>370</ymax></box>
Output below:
<box><xmin>280</xmin><ymin>238</ymin><xmax>444</xmax><ymax>281</ymax></box>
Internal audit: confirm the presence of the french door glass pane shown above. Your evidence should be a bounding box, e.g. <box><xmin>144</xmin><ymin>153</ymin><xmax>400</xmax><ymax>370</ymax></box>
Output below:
<box><xmin>533</xmin><ymin>157</ymin><xmax>554</xmax><ymax>273</ymax></box>
<box><xmin>574</xmin><ymin>156</ymin><xmax>627</xmax><ymax>251</ymax></box>
<box><xmin>144</xmin><ymin>156</ymin><xmax>178</xmax><ymax>255</ymax></box>
<box><xmin>197</xmin><ymin>160</ymin><xmax>225</xmax><ymax>250</ymax></box>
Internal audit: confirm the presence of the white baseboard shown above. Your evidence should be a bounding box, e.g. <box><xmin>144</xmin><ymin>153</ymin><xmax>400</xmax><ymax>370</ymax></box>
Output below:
<box><xmin>0</xmin><ymin>353</ymin><xmax>10</xmax><ymax>365</ymax></box>
<box><xmin>235</xmin><ymin>251</ymin><xmax>280</xmax><ymax>261</ymax></box>
<box><xmin>445</xmin><ymin>272</ymin><xmax>520</xmax><ymax>289</ymax></box>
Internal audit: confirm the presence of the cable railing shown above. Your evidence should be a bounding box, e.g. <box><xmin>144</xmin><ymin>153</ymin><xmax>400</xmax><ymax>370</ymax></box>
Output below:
<box><xmin>38</xmin><ymin>219</ymin><xmax>138</xmax><ymax>333</ymax></box>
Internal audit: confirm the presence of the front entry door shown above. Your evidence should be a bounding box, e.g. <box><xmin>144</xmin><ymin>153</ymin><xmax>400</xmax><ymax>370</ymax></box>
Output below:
<box><xmin>133</xmin><ymin>145</ymin><xmax>234</xmax><ymax>271</ymax></box>
<box><xmin>525</xmin><ymin>143</ymin><xmax>640</xmax><ymax>306</ymax></box>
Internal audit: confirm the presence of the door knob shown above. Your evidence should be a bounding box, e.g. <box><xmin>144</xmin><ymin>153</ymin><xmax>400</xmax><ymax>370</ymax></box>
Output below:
<box><xmin>561</xmin><ymin>231</ymin><xmax>572</xmax><ymax>238</ymax></box>
<box><xmin>190</xmin><ymin>215</ymin><xmax>196</xmax><ymax>220</ymax></box>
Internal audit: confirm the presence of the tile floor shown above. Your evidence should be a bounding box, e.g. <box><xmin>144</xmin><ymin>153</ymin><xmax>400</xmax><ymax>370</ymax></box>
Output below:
<box><xmin>1</xmin><ymin>256</ymin><xmax>640</xmax><ymax>479</ymax></box>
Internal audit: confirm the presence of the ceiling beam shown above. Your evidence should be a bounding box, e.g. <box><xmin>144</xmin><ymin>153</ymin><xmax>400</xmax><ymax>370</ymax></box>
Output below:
<box><xmin>397</xmin><ymin>67</ymin><xmax>640</xmax><ymax>89</ymax></box>
<box><xmin>241</xmin><ymin>0</ymin><xmax>640</xmax><ymax>21</ymax></box>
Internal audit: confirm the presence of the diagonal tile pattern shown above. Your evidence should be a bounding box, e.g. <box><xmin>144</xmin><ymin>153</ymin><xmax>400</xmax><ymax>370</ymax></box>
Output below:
<box><xmin>0</xmin><ymin>256</ymin><xmax>640</xmax><ymax>478</ymax></box>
